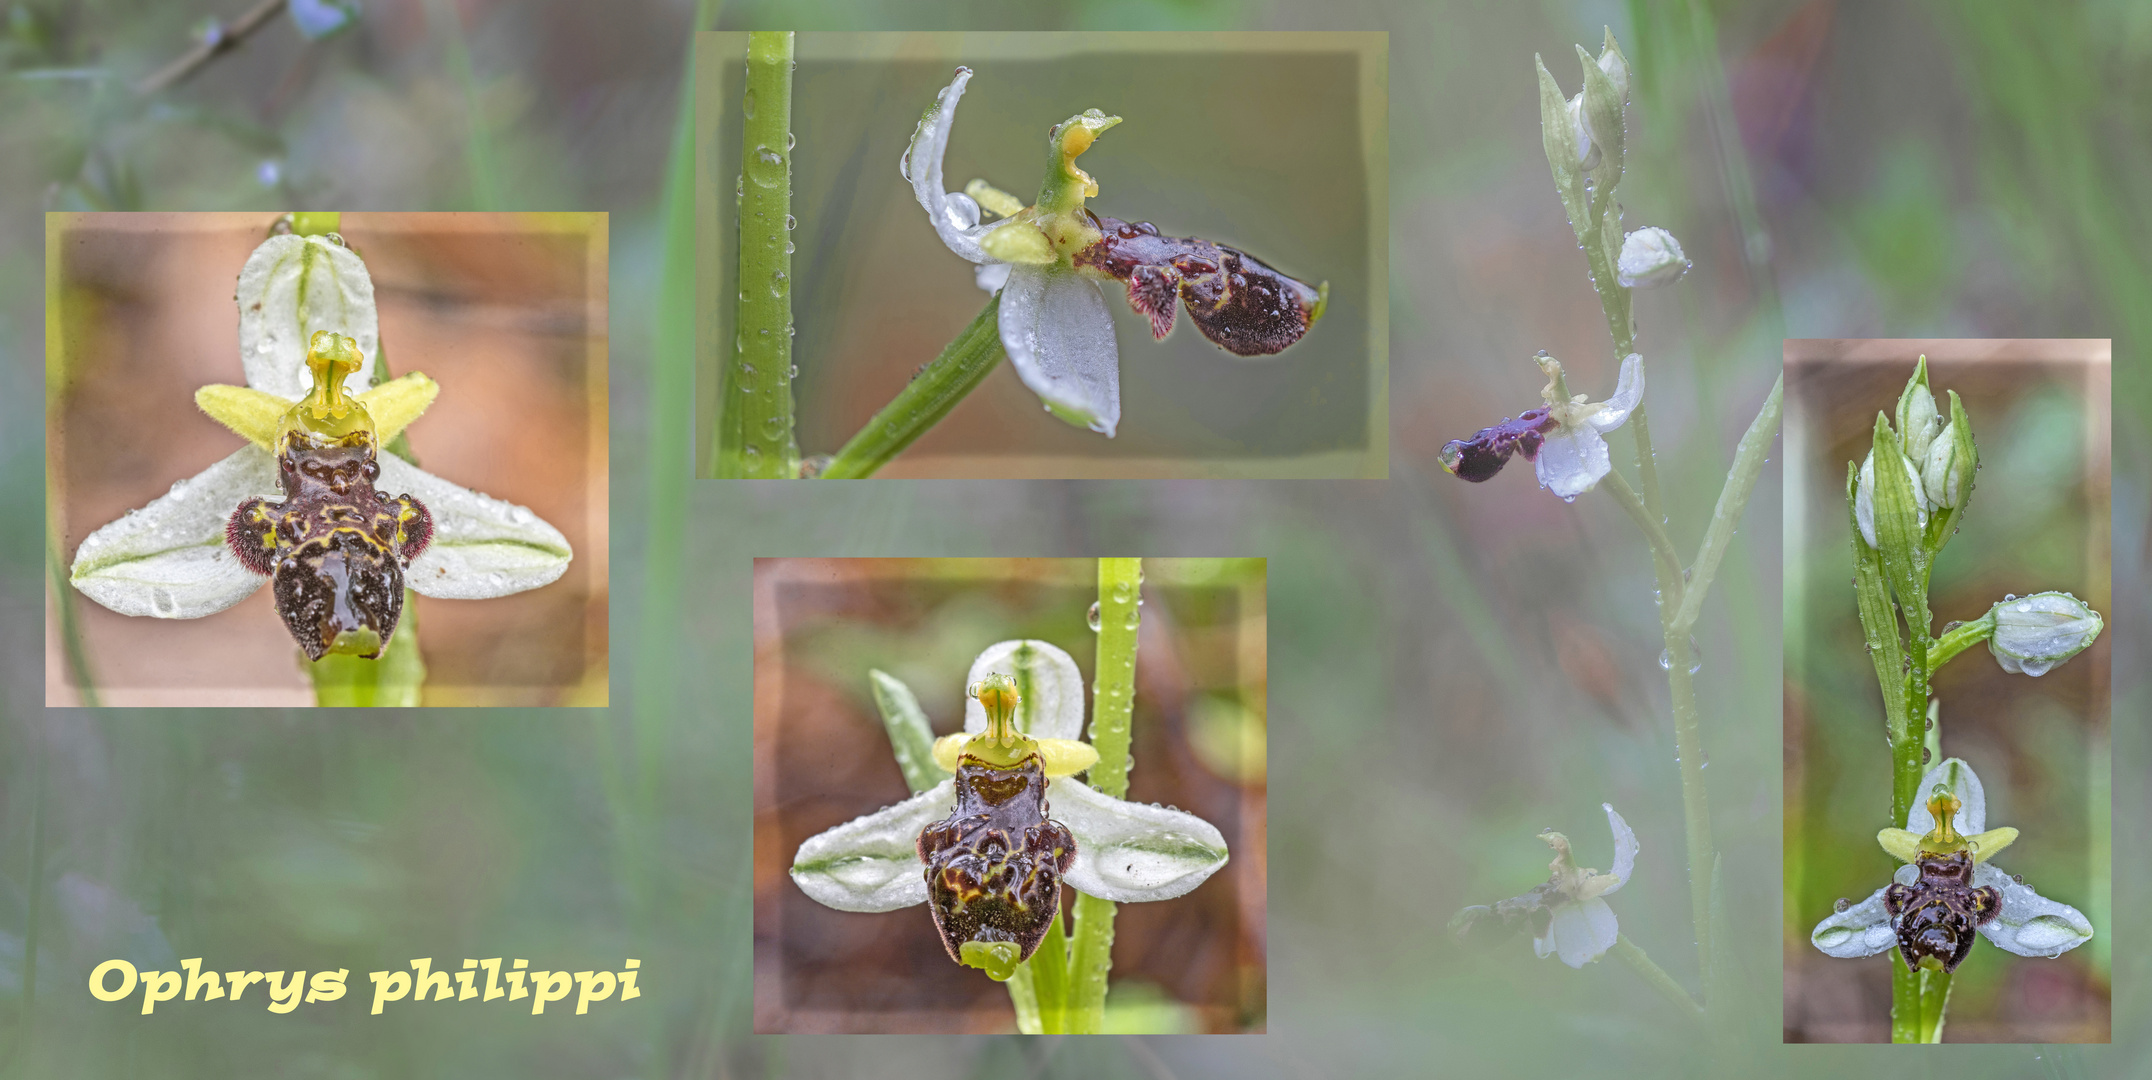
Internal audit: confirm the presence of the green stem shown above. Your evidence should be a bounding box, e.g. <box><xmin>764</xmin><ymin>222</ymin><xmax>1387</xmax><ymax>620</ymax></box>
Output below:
<box><xmin>1601</xmin><ymin>470</ymin><xmax>1685</xmax><ymax>600</ymax></box>
<box><xmin>1610</xmin><ymin>935</ymin><xmax>1704</xmax><ymax>1020</ymax></box>
<box><xmin>1661</xmin><ymin>604</ymin><xmax>1713</xmax><ymax>999</ymax></box>
<box><xmin>819</xmin><ymin>295</ymin><xmax>1004</xmax><ymax>479</ymax></box>
<box><xmin>1006</xmin><ymin>963</ymin><xmax>1044</xmax><ymax>1035</ymax></box>
<box><xmin>1918</xmin><ymin>967</ymin><xmax>1952</xmax><ymax>1042</ymax></box>
<box><xmin>1926</xmin><ymin>613</ymin><xmax>1995</xmax><ymax>672</ymax></box>
<box><xmin>1671</xmin><ymin>373</ymin><xmax>1783</xmax><ymax>633</ymax></box>
<box><xmin>1891</xmin><ymin>962</ymin><xmax>1919</xmax><ymax>1042</ymax></box>
<box><xmin>1898</xmin><ymin>629</ymin><xmax>1931</xmax><ymax>824</ymax></box>
<box><xmin>1028</xmin><ymin>916</ymin><xmax>1071</xmax><ymax>1031</ymax></box>
<box><xmin>716</xmin><ymin>30</ymin><xmax>798</xmax><ymax>478</ymax></box>
<box><xmin>1062</xmin><ymin>557</ymin><xmax>1142</xmax><ymax>1033</ymax></box>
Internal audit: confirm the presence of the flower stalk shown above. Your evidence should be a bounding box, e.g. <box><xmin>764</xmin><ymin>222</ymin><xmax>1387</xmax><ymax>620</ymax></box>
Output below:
<box><xmin>1517</xmin><ymin>32</ymin><xmax>1785</xmax><ymax>1011</ymax></box>
<box><xmin>818</xmin><ymin>296</ymin><xmax>1004</xmax><ymax>479</ymax></box>
<box><xmin>1061</xmin><ymin>557</ymin><xmax>1141</xmax><ymax>1032</ymax></box>
<box><xmin>717</xmin><ymin>30</ymin><xmax>798</xmax><ymax>479</ymax></box>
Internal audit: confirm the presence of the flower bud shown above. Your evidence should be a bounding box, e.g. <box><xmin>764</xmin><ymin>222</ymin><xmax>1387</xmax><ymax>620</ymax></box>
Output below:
<box><xmin>1988</xmin><ymin>591</ymin><xmax>2103</xmax><ymax>677</ymax></box>
<box><xmin>1593</xmin><ymin>31</ymin><xmax>1630</xmax><ymax>108</ymax></box>
<box><xmin>1854</xmin><ymin>448</ymin><xmax>1928</xmax><ymax>549</ymax></box>
<box><xmin>1616</xmin><ymin>227</ymin><xmax>1690</xmax><ymax>288</ymax></box>
<box><xmin>1566</xmin><ymin>92</ymin><xmax>1598</xmax><ymax>171</ymax></box>
<box><xmin>1921</xmin><ymin>421</ymin><xmax>1972</xmax><ymax>509</ymax></box>
<box><xmin>1902</xmin><ymin>380</ymin><xmax>1941</xmax><ymax>465</ymax></box>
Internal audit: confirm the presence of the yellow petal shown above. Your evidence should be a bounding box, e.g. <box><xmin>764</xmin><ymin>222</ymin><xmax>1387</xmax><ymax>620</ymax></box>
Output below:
<box><xmin>1037</xmin><ymin>737</ymin><xmax>1098</xmax><ymax>778</ymax></box>
<box><xmin>1877</xmin><ymin>827</ymin><xmax>1923</xmax><ymax>863</ymax></box>
<box><xmin>979</xmin><ymin>221</ymin><xmax>1056</xmax><ymax>265</ymax></box>
<box><xmin>1967</xmin><ymin>826</ymin><xmax>2018</xmax><ymax>862</ymax></box>
<box><xmin>964</xmin><ymin>179</ymin><xmax>1025</xmax><ymax>219</ymax></box>
<box><xmin>932</xmin><ymin>733</ymin><xmax>966</xmax><ymax>773</ymax></box>
<box><xmin>195</xmin><ymin>384</ymin><xmax>292</xmax><ymax>450</ymax></box>
<box><xmin>358</xmin><ymin>372</ymin><xmax>440</xmax><ymax>444</ymax></box>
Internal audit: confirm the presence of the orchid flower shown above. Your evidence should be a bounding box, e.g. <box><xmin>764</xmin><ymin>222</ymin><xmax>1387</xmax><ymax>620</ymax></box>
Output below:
<box><xmin>1450</xmin><ymin>804</ymin><xmax>1638</xmax><ymax>969</ymax></box>
<box><xmin>1811</xmin><ymin>758</ymin><xmax>2093</xmax><ymax>971</ymax></box>
<box><xmin>790</xmin><ymin>639</ymin><xmax>1229</xmax><ymax>980</ymax></box>
<box><xmin>66</xmin><ymin>231</ymin><xmax>572</xmax><ymax>661</ymax></box>
<box><xmin>1439</xmin><ymin>352</ymin><xmax>1644</xmax><ymax>500</ymax></box>
<box><xmin>903</xmin><ymin>67</ymin><xmax>1327</xmax><ymax>437</ymax></box>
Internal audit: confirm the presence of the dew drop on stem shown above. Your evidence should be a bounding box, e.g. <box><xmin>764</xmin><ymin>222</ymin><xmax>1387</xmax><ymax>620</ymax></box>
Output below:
<box><xmin>1086</xmin><ymin>601</ymin><xmax>1102</xmax><ymax>632</ymax></box>
<box><xmin>1658</xmin><ymin>635</ymin><xmax>1702</xmax><ymax>674</ymax></box>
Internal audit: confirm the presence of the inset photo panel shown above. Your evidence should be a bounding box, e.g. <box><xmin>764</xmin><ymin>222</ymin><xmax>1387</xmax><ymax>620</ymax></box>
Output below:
<box><xmin>47</xmin><ymin>212</ymin><xmax>609</xmax><ymax>707</ymax></box>
<box><xmin>753</xmin><ymin>557</ymin><xmax>1265</xmax><ymax>1032</ymax></box>
<box><xmin>1783</xmin><ymin>339</ymin><xmax>2110</xmax><ymax>1042</ymax></box>
<box><xmin>697</xmin><ymin>32</ymin><xmax>1386</xmax><ymax>478</ymax></box>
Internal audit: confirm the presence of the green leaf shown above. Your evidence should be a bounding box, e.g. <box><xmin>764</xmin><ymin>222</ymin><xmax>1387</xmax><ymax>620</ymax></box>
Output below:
<box><xmin>1868</xmin><ymin>413</ymin><xmax>1929</xmax><ymax>627</ymax></box>
<box><xmin>1848</xmin><ymin>461</ymin><xmax>1909</xmax><ymax>738</ymax></box>
<box><xmin>868</xmin><ymin>669</ymin><xmax>943</xmax><ymax>794</ymax></box>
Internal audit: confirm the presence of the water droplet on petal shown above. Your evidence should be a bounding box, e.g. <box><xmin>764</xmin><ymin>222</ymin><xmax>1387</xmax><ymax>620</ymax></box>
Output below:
<box><xmin>150</xmin><ymin>588</ymin><xmax>180</xmax><ymax>618</ymax></box>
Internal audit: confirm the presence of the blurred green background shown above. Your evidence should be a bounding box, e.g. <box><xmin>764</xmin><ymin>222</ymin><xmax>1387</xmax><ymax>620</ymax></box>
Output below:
<box><xmin>3</xmin><ymin>0</ymin><xmax>2149</xmax><ymax>1076</ymax></box>
<box><xmin>694</xmin><ymin>32</ymin><xmax>1385</xmax><ymax>477</ymax></box>
<box><xmin>1783</xmin><ymin>343</ymin><xmax>2111</xmax><ymax>1041</ymax></box>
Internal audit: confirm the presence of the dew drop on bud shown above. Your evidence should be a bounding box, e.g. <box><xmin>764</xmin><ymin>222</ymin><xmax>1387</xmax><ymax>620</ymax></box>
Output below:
<box><xmin>1834</xmin><ymin>897</ymin><xmax>1851</xmax><ymax>913</ymax></box>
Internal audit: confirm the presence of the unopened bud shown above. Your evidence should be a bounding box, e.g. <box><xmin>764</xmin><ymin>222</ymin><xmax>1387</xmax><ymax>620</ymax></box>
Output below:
<box><xmin>1854</xmin><ymin>449</ymin><xmax>1927</xmax><ymax>549</ymax></box>
<box><xmin>1902</xmin><ymin>381</ymin><xmax>1941</xmax><ymax>464</ymax></box>
<box><xmin>1921</xmin><ymin>421</ymin><xmax>1971</xmax><ymax>509</ymax></box>
<box><xmin>1988</xmin><ymin>591</ymin><xmax>2103</xmax><ymax>677</ymax></box>
<box><xmin>1566</xmin><ymin>93</ymin><xmax>1598</xmax><ymax>171</ymax></box>
<box><xmin>1616</xmin><ymin>227</ymin><xmax>1690</xmax><ymax>289</ymax></box>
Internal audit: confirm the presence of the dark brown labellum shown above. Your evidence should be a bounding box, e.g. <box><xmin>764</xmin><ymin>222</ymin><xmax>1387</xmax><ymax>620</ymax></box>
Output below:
<box><xmin>1439</xmin><ymin>407</ymin><xmax>1558</xmax><ymax>482</ymax></box>
<box><xmin>916</xmin><ymin>751</ymin><xmax>1075</xmax><ymax>968</ymax></box>
<box><xmin>1072</xmin><ymin>213</ymin><xmax>1322</xmax><ymax>357</ymax></box>
<box><xmin>226</xmin><ymin>432</ymin><xmax>432</xmax><ymax>660</ymax></box>
<box><xmin>1882</xmin><ymin>850</ymin><xmax>2001</xmax><ymax>973</ymax></box>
